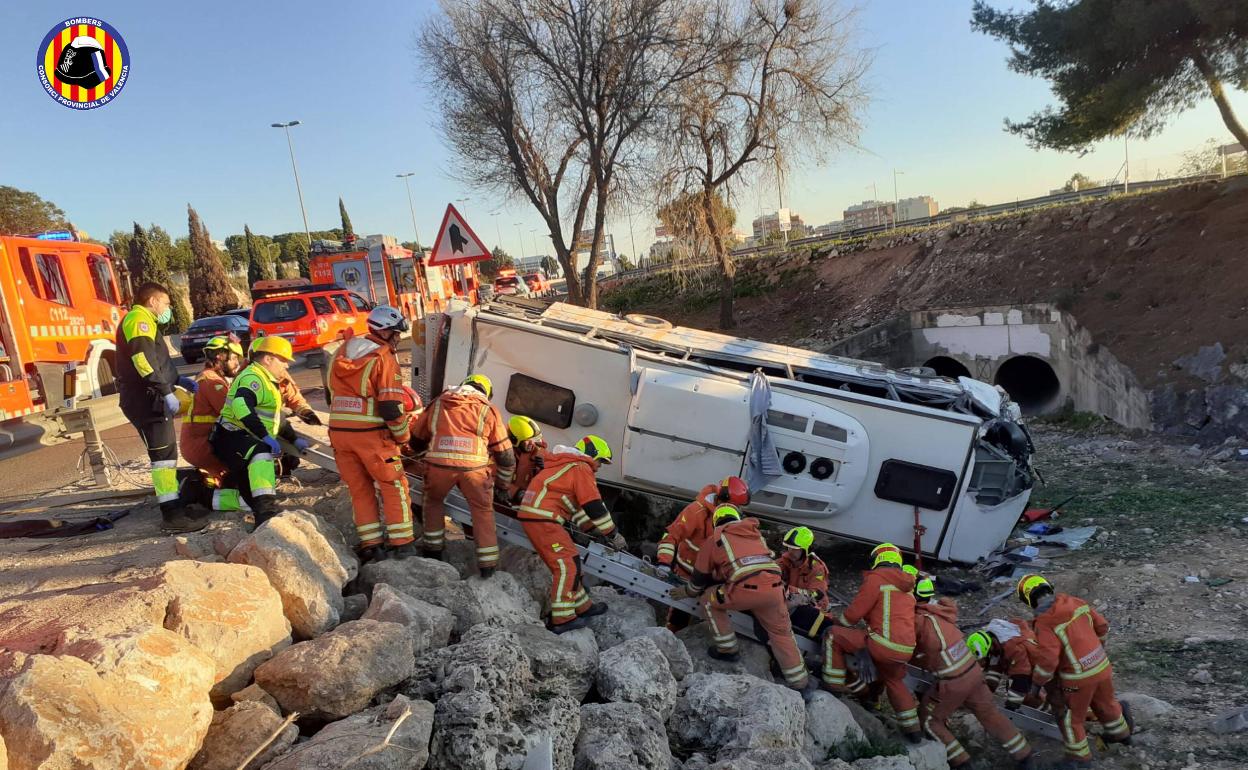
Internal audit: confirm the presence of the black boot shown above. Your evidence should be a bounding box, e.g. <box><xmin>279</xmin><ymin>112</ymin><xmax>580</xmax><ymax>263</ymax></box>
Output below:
<box><xmin>160</xmin><ymin>507</ymin><xmax>209</xmax><ymax>533</ymax></box>
<box><xmin>390</xmin><ymin>542</ymin><xmax>419</xmax><ymax>560</ymax></box>
<box><xmin>707</xmin><ymin>646</ymin><xmax>741</xmax><ymax>663</ymax></box>
<box><xmin>582</xmin><ymin>602</ymin><xmax>609</xmax><ymax>618</ymax></box>
<box><xmin>357</xmin><ymin>544</ymin><xmax>387</xmax><ymax>564</ymax></box>
<box><xmin>478</xmin><ymin>566</ymin><xmax>496</xmax><ymax>578</ymax></box>
<box><xmin>422</xmin><ymin>546</ymin><xmax>444</xmax><ymax>561</ymax></box>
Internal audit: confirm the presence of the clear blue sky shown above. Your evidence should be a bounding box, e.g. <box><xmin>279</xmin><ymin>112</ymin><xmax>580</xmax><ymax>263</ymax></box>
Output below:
<box><xmin>3</xmin><ymin>1</ymin><xmax>1245</xmax><ymax>259</ymax></box>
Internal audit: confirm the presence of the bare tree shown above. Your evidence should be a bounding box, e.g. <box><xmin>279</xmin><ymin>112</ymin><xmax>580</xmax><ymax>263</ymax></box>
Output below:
<box><xmin>656</xmin><ymin>0</ymin><xmax>868</xmax><ymax>328</ymax></box>
<box><xmin>419</xmin><ymin>0</ymin><xmax>724</xmax><ymax>307</ymax></box>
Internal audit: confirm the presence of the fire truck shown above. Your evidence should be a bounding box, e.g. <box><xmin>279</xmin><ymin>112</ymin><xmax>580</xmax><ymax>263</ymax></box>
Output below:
<box><xmin>0</xmin><ymin>232</ymin><xmax>126</xmax><ymax>424</ymax></box>
<box><xmin>307</xmin><ymin>234</ymin><xmax>476</xmax><ymax>325</ymax></box>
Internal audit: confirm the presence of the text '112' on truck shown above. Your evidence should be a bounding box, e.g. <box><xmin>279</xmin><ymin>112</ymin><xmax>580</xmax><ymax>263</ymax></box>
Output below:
<box><xmin>421</xmin><ymin>298</ymin><xmax>1037</xmax><ymax>564</ymax></box>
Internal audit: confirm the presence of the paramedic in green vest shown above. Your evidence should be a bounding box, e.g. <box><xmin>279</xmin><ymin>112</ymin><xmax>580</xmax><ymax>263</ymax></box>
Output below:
<box><xmin>210</xmin><ymin>335</ymin><xmax>307</xmax><ymax>526</ymax></box>
<box><xmin>115</xmin><ymin>282</ymin><xmax>205</xmax><ymax>533</ymax></box>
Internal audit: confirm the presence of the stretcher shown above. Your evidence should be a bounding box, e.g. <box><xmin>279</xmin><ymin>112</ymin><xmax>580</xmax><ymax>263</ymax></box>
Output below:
<box><xmin>293</xmin><ymin>440</ymin><xmax>1062</xmax><ymax>741</ymax></box>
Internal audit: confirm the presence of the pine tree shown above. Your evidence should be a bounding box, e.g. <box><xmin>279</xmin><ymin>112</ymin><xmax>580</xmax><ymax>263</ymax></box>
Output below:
<box><xmin>244</xmin><ymin>224</ymin><xmax>274</xmax><ymax>286</ymax></box>
<box><xmin>289</xmin><ymin>238</ymin><xmax>310</xmax><ymax>278</ymax></box>
<box><xmin>275</xmin><ymin>258</ymin><xmax>292</xmax><ymax>280</ymax></box>
<box><xmin>186</xmin><ymin>205</ymin><xmax>238</xmax><ymax>318</ymax></box>
<box><xmin>339</xmin><ymin>197</ymin><xmax>355</xmax><ymax>242</ymax></box>
<box><xmin>127</xmin><ymin>222</ymin><xmax>191</xmax><ymax>331</ymax></box>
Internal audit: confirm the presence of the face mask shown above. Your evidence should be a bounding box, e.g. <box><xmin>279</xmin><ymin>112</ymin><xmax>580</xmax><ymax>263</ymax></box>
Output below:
<box><xmin>156</xmin><ymin>307</ymin><xmax>173</xmax><ymax>325</ymax></box>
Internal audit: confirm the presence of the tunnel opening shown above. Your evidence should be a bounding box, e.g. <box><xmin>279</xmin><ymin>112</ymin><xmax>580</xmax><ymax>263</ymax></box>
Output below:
<box><xmin>994</xmin><ymin>355</ymin><xmax>1061</xmax><ymax>413</ymax></box>
<box><xmin>923</xmin><ymin>356</ymin><xmax>972</xmax><ymax>380</ymax></box>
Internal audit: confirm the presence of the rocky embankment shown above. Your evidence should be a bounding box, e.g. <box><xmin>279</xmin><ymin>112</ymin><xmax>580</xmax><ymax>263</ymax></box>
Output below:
<box><xmin>0</xmin><ymin>505</ymin><xmax>960</xmax><ymax>770</ymax></box>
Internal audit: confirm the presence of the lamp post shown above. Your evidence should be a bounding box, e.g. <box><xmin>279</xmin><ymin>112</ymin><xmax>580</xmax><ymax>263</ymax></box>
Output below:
<box><xmin>892</xmin><ymin>169</ymin><xmax>904</xmax><ymax>229</ymax></box>
<box><xmin>270</xmin><ymin>121</ymin><xmax>312</xmax><ymax>247</ymax></box>
<box><xmin>514</xmin><ymin>222</ymin><xmax>524</xmax><ymax>261</ymax></box>
<box><xmin>490</xmin><ymin>211</ymin><xmax>504</xmax><ymax>252</ymax></box>
<box><xmin>395</xmin><ymin>172</ymin><xmax>421</xmax><ymax>250</ymax></box>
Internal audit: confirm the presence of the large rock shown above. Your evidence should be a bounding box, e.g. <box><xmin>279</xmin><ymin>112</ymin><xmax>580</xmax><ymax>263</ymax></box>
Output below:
<box><xmin>362</xmin><ymin>583</ymin><xmax>454</xmax><ymax>656</ymax></box>
<box><xmin>676</xmin><ymin>623</ymin><xmax>776</xmax><ymax>682</ymax></box>
<box><xmin>230</xmin><ymin>683</ymin><xmax>280</xmax><ymax>713</ymax></box>
<box><xmin>1118</xmin><ymin>692</ymin><xmax>1175</xmax><ymax>723</ymax></box>
<box><xmin>803</xmin><ymin>691</ymin><xmax>866</xmax><ymax>764</ymax></box>
<box><xmin>630</xmin><ymin>626</ymin><xmax>693</xmax><ymax>680</ymax></box>
<box><xmin>574</xmin><ymin>702</ymin><xmax>672</xmax><ymax>770</ymax></box>
<box><xmin>188</xmin><ymin>700</ymin><xmax>297</xmax><ymax>770</ymax></box>
<box><xmin>157</xmin><ymin>560</ymin><xmax>292</xmax><ymax>706</ymax></box>
<box><xmin>511</xmin><ymin>623</ymin><xmax>599</xmax><ymax>702</ymax></box>
<box><xmin>905</xmin><ymin>740</ymin><xmax>948</xmax><ymax>770</ymax></box>
<box><xmin>844</xmin><ymin>757</ymin><xmax>915</xmax><ymax>770</ymax></box>
<box><xmin>227</xmin><ymin>510</ymin><xmax>358</xmax><ymax>639</ymax></box>
<box><xmin>498</xmin><ymin>544</ymin><xmax>555</xmax><ymax>611</ymax></box>
<box><xmin>669</xmin><ymin>673</ymin><xmax>805</xmax><ymax>759</ymax></box>
<box><xmin>707</xmin><ymin>749</ymin><xmax>815</xmax><ymax>769</ymax></box>
<box><xmin>585</xmin><ymin>586</ymin><xmax>659</xmax><ymax>649</ymax></box>
<box><xmin>261</xmin><ymin>695</ymin><xmax>434</xmax><ymax>770</ymax></box>
<box><xmin>403</xmin><ymin>573</ymin><xmax>540</xmax><ymax>637</ymax></box>
<box><xmin>0</xmin><ymin>637</ymin><xmax>215</xmax><ymax>770</ymax></box>
<box><xmin>360</xmin><ymin>556</ymin><xmax>461</xmax><ymax>596</ymax></box>
<box><xmin>254</xmin><ymin>620</ymin><xmax>415</xmax><ymax>719</ymax></box>
<box><xmin>843</xmin><ymin>699</ymin><xmax>892</xmax><ymax>747</ymax></box>
<box><xmin>596</xmin><ymin>636</ymin><xmax>677</xmax><ymax>719</ymax></box>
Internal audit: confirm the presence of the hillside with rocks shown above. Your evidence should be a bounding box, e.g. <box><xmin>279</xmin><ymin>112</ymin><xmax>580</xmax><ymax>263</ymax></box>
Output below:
<box><xmin>604</xmin><ymin>177</ymin><xmax>1248</xmax><ymax>442</ymax></box>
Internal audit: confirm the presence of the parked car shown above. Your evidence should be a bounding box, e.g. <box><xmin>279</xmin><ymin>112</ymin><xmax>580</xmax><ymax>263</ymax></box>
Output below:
<box><xmin>492</xmin><ymin>270</ymin><xmax>531</xmax><ymax>297</ymax></box>
<box><xmin>523</xmin><ymin>271</ymin><xmax>552</xmax><ymax>296</ymax></box>
<box><xmin>249</xmin><ymin>286</ymin><xmax>370</xmax><ymax>354</ymax></box>
<box><xmin>222</xmin><ymin>307</ymin><xmax>251</xmax><ymax>320</ymax></box>
<box><xmin>180</xmin><ymin>314</ymin><xmax>251</xmax><ymax>364</ymax></box>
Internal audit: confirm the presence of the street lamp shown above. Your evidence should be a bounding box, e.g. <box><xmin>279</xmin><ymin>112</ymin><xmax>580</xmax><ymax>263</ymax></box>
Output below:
<box><xmin>892</xmin><ymin>169</ymin><xmax>904</xmax><ymax>229</ymax></box>
<box><xmin>395</xmin><ymin>172</ymin><xmax>421</xmax><ymax>250</ymax></box>
<box><xmin>514</xmin><ymin>222</ymin><xmax>524</xmax><ymax>260</ymax></box>
<box><xmin>529</xmin><ymin>229</ymin><xmax>538</xmax><ymax>264</ymax></box>
<box><xmin>270</xmin><ymin>121</ymin><xmax>312</xmax><ymax>247</ymax></box>
<box><xmin>490</xmin><ymin>212</ymin><xmax>504</xmax><ymax>251</ymax></box>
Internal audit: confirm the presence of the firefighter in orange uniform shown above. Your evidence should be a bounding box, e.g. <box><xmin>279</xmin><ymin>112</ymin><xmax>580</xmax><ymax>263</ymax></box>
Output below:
<box><xmin>912</xmin><ymin>578</ymin><xmax>1035</xmax><ymax>769</ymax></box>
<box><xmin>505</xmin><ymin>415</ymin><xmax>547</xmax><ymax>502</ymax></box>
<box><xmin>670</xmin><ymin>504</ymin><xmax>813</xmax><ymax>694</ymax></box>
<box><xmin>779</xmin><ymin>526</ymin><xmax>831</xmax><ymax>611</ymax></box>
<box><xmin>179</xmin><ymin>335</ymin><xmax>248</xmax><ymax>511</ymax></box>
<box><xmin>967</xmin><ymin>619</ymin><xmax>1045</xmax><ymax>710</ymax></box>
<box><xmin>327</xmin><ymin>306</ymin><xmax>418</xmax><ymax>561</ymax></box>
<box><xmin>412</xmin><ymin>374</ymin><xmax>516</xmax><ymax>574</ymax></box>
<box><xmin>822</xmin><ymin>543</ymin><xmax>921</xmax><ymax>741</ymax></box>
<box><xmin>517</xmin><ymin>436</ymin><xmax>626</xmax><ymax>632</ymax></box>
<box><xmin>655</xmin><ymin>477</ymin><xmax>750</xmax><ymax>631</ymax></box>
<box><xmin>1019</xmin><ymin>574</ymin><xmax>1132</xmax><ymax>766</ymax></box>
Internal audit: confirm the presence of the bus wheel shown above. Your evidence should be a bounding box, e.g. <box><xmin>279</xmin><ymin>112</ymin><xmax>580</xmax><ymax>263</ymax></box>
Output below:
<box><xmin>97</xmin><ymin>354</ymin><xmax>118</xmax><ymax>397</ymax></box>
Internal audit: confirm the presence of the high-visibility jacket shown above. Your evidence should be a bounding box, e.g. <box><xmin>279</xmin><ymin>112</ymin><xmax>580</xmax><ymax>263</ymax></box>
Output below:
<box><xmin>327</xmin><ymin>335</ymin><xmax>410</xmax><ymax>444</ymax></box>
<box><xmin>115</xmin><ymin>304</ymin><xmax>177</xmax><ymax>419</ymax></box>
<box><xmin>517</xmin><ymin>448</ymin><xmax>615</xmax><ymax>536</ymax></box>
<box><xmin>1031</xmin><ymin>593</ymin><xmax>1111</xmax><ymax>686</ymax></box>
<box><xmin>412</xmin><ymin>385</ymin><xmax>509</xmax><ymax>471</ymax></box>
<box><xmin>180</xmin><ymin>368</ymin><xmax>229</xmax><ymax>445</ymax></box>
<box><xmin>913</xmin><ymin>599</ymin><xmax>976</xmax><ymax>679</ymax></box>
<box><xmin>837</xmin><ymin>566</ymin><xmax>917</xmax><ymax>656</ymax></box>
<box><xmin>780</xmin><ymin>549</ymin><xmax>832</xmax><ymax>610</ymax></box>
<box><xmin>691</xmin><ymin>518</ymin><xmax>782</xmax><ymax>588</ymax></box>
<box><xmin>219</xmin><ymin>362</ymin><xmax>282</xmax><ymax>439</ymax></box>
<box><xmin>657</xmin><ymin>484</ymin><xmax>717</xmax><ymax>575</ymax></box>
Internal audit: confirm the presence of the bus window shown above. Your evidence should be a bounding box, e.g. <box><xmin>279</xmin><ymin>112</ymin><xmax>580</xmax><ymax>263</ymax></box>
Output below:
<box><xmin>88</xmin><ymin>255</ymin><xmax>120</xmax><ymax>304</ymax></box>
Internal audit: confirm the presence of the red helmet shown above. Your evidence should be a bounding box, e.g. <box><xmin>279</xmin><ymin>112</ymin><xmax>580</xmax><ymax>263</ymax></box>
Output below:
<box><xmin>401</xmin><ymin>386</ymin><xmax>423</xmax><ymax>414</ymax></box>
<box><xmin>717</xmin><ymin>476</ymin><xmax>750</xmax><ymax>506</ymax></box>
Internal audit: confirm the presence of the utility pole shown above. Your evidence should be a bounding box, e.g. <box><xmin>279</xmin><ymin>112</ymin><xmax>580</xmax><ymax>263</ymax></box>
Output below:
<box><xmin>1123</xmin><ymin>137</ymin><xmax>1130</xmax><ymax>194</ymax></box>
<box><xmin>892</xmin><ymin>169</ymin><xmax>904</xmax><ymax>229</ymax></box>
<box><xmin>625</xmin><ymin>208</ymin><xmax>638</xmax><ymax>270</ymax></box>
<box><xmin>514</xmin><ymin>222</ymin><xmax>524</xmax><ymax>261</ymax></box>
<box><xmin>491</xmin><ymin>212</ymin><xmax>504</xmax><ymax>252</ymax></box>
<box><xmin>395</xmin><ymin>172</ymin><xmax>421</xmax><ymax>250</ymax></box>
<box><xmin>271</xmin><ymin>121</ymin><xmax>311</xmax><ymax>246</ymax></box>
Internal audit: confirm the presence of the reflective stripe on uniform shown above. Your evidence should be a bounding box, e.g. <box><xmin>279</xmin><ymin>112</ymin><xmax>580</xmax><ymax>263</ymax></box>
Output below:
<box><xmin>248</xmin><ymin>452</ymin><xmax>277</xmax><ymax>497</ymax></box>
<box><xmin>518</xmin><ymin>464</ymin><xmax>577</xmax><ymax>522</ymax></box>
<box><xmin>151</xmin><ymin>459</ymin><xmax>179</xmax><ymax>503</ymax></box>
<box><xmin>927</xmin><ymin>614</ymin><xmax>975</xmax><ymax>678</ymax></box>
<box><xmin>1054</xmin><ymin>605</ymin><xmax>1111</xmax><ymax>681</ymax></box>
<box><xmin>131</xmin><ymin>352</ymin><xmax>153</xmax><ymax>377</ymax></box>
<box><xmin>871</xmin><ymin>585</ymin><xmax>916</xmax><ymax>655</ymax></box>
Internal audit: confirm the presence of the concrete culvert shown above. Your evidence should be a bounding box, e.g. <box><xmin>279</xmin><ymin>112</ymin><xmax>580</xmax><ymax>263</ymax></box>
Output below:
<box><xmin>922</xmin><ymin>356</ymin><xmax>971</xmax><ymax>380</ymax></box>
<box><xmin>994</xmin><ymin>355</ymin><xmax>1061</xmax><ymax>413</ymax></box>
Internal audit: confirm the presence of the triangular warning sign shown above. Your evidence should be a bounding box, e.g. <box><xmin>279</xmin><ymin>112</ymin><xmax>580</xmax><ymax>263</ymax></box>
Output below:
<box><xmin>427</xmin><ymin>204</ymin><xmax>491</xmax><ymax>267</ymax></box>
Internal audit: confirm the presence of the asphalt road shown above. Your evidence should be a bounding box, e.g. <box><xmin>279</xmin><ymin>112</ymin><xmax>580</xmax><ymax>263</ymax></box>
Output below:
<box><xmin>0</xmin><ymin>355</ymin><xmax>328</xmax><ymax>505</ymax></box>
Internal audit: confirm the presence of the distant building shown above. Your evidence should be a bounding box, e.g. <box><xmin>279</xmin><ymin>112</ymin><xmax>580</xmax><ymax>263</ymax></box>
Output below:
<box><xmin>843</xmin><ymin>201</ymin><xmax>894</xmax><ymax>230</ymax></box>
<box><xmin>573</xmin><ymin>229</ymin><xmax>617</xmax><ymax>276</ymax></box>
<box><xmin>815</xmin><ymin>221</ymin><xmax>846</xmax><ymax>237</ymax></box>
<box><xmin>752</xmin><ymin>209</ymin><xmax>806</xmax><ymax>239</ymax></box>
<box><xmin>897</xmin><ymin>196</ymin><xmax>938</xmax><ymax>223</ymax></box>
<box><xmin>514</xmin><ymin>255</ymin><xmax>547</xmax><ymax>273</ymax></box>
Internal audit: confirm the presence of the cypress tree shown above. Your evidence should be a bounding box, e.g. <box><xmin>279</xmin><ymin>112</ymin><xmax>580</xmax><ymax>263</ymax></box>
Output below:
<box><xmin>186</xmin><ymin>205</ymin><xmax>238</xmax><ymax>318</ymax></box>
<box><xmin>339</xmin><ymin>197</ymin><xmax>355</xmax><ymax>242</ymax></box>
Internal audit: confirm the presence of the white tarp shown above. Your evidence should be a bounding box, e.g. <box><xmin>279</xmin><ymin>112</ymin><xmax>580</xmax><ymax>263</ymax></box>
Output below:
<box><xmin>744</xmin><ymin>371</ymin><xmax>783</xmax><ymax>490</ymax></box>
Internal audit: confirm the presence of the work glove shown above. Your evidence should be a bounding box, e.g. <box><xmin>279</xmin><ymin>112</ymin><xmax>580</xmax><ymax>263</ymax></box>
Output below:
<box><xmin>609</xmin><ymin>531</ymin><xmax>628</xmax><ymax>550</ymax></box>
<box><xmin>293</xmin><ymin>437</ymin><xmax>311</xmax><ymax>452</ymax></box>
<box><xmin>176</xmin><ymin>375</ymin><xmax>198</xmax><ymax>393</ymax></box>
<box><xmin>162</xmin><ymin>392</ymin><xmax>181</xmax><ymax>418</ymax></box>
<box><xmin>653</xmin><ymin>564</ymin><xmax>673</xmax><ymax>580</ymax></box>
<box><xmin>262</xmin><ymin>436</ymin><xmax>282</xmax><ymax>457</ymax></box>
<box><xmin>296</xmin><ymin>408</ymin><xmax>322</xmax><ymax>426</ymax></box>
<box><xmin>851</xmin><ymin>648</ymin><xmax>878</xmax><ymax>686</ymax></box>
<box><xmin>493</xmin><ymin>486</ymin><xmax>511</xmax><ymax>506</ymax></box>
<box><xmin>668</xmin><ymin>584</ymin><xmax>694</xmax><ymax>600</ymax></box>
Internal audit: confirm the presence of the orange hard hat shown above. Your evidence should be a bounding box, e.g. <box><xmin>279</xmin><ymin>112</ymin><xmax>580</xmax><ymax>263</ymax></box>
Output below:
<box><xmin>401</xmin><ymin>386</ymin><xmax>423</xmax><ymax>414</ymax></box>
<box><xmin>717</xmin><ymin>476</ymin><xmax>750</xmax><ymax>506</ymax></box>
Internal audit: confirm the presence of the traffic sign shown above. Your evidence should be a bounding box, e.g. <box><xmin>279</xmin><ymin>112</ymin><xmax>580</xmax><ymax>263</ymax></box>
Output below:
<box><xmin>427</xmin><ymin>204</ymin><xmax>491</xmax><ymax>267</ymax></box>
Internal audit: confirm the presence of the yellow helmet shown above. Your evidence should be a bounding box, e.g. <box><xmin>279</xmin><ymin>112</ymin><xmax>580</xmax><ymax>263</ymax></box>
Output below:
<box><xmin>575</xmin><ymin>434</ymin><xmax>612</xmax><ymax>464</ymax></box>
<box><xmin>870</xmin><ymin>542</ymin><xmax>903</xmax><ymax>569</ymax></box>
<box><xmin>462</xmin><ymin>374</ymin><xmax>493</xmax><ymax>398</ymax></box>
<box><xmin>508</xmin><ymin>415</ymin><xmax>541</xmax><ymax>444</ymax></box>
<box><xmin>252</xmin><ymin>335</ymin><xmax>294</xmax><ymax>362</ymax></box>
<box><xmin>204</xmin><ymin>335</ymin><xmax>244</xmax><ymax>358</ymax></box>
<box><xmin>1016</xmin><ymin>574</ymin><xmax>1053</xmax><ymax>608</ymax></box>
<box><xmin>901</xmin><ymin>564</ymin><xmax>919</xmax><ymax>577</ymax></box>
<box><xmin>713</xmin><ymin>504</ymin><xmax>742</xmax><ymax>525</ymax></box>
<box><xmin>782</xmin><ymin>526</ymin><xmax>814</xmax><ymax>553</ymax></box>
<box><xmin>914</xmin><ymin>577</ymin><xmax>935</xmax><ymax>599</ymax></box>
<box><xmin>173</xmin><ymin>385</ymin><xmax>194</xmax><ymax>417</ymax></box>
<box><xmin>966</xmin><ymin>631</ymin><xmax>993</xmax><ymax>660</ymax></box>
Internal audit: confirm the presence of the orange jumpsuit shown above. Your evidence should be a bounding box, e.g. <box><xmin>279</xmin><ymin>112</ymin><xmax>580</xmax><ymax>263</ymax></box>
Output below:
<box><xmin>656</xmin><ymin>484</ymin><xmax>717</xmax><ymax>578</ymax></box>
<box><xmin>1032</xmin><ymin>594</ymin><xmax>1131</xmax><ymax>763</ymax></box>
<box><xmin>982</xmin><ymin>618</ymin><xmax>1042</xmax><ymax>708</ymax></box>
<box><xmin>692</xmin><ymin>517</ymin><xmax>809</xmax><ymax>690</ymax></box>
<box><xmin>517</xmin><ymin>448</ymin><xmax>618</xmax><ymax>625</ymax></box>
<box><xmin>823</xmin><ymin>565</ymin><xmax>919</xmax><ymax>735</ymax></box>
<box><xmin>327</xmin><ymin>334</ymin><xmax>415</xmax><ymax>547</ymax></box>
<box><xmin>779</xmin><ymin>549</ymin><xmax>832</xmax><ymax>611</ymax></box>
<box><xmin>507</xmin><ymin>437</ymin><xmax>548</xmax><ymax>502</ymax></box>
<box><xmin>180</xmin><ymin>368</ymin><xmax>231</xmax><ymax>483</ymax></box>
<box><xmin>412</xmin><ymin>386</ymin><xmax>513</xmax><ymax>569</ymax></box>
<box><xmin>914</xmin><ymin>600</ymin><xmax>1032</xmax><ymax>767</ymax></box>
<box><xmin>277</xmin><ymin>374</ymin><xmax>311</xmax><ymax>415</ymax></box>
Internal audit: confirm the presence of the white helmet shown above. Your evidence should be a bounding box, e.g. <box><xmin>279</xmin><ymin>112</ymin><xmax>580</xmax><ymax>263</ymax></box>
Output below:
<box><xmin>367</xmin><ymin>305</ymin><xmax>409</xmax><ymax>334</ymax></box>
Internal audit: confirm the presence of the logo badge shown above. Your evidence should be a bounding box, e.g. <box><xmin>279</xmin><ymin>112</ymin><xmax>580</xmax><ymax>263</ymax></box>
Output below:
<box><xmin>37</xmin><ymin>17</ymin><xmax>129</xmax><ymax>110</ymax></box>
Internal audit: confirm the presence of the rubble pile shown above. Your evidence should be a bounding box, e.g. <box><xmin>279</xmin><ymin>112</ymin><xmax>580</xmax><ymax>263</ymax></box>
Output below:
<box><xmin>0</xmin><ymin>505</ymin><xmax>954</xmax><ymax>770</ymax></box>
